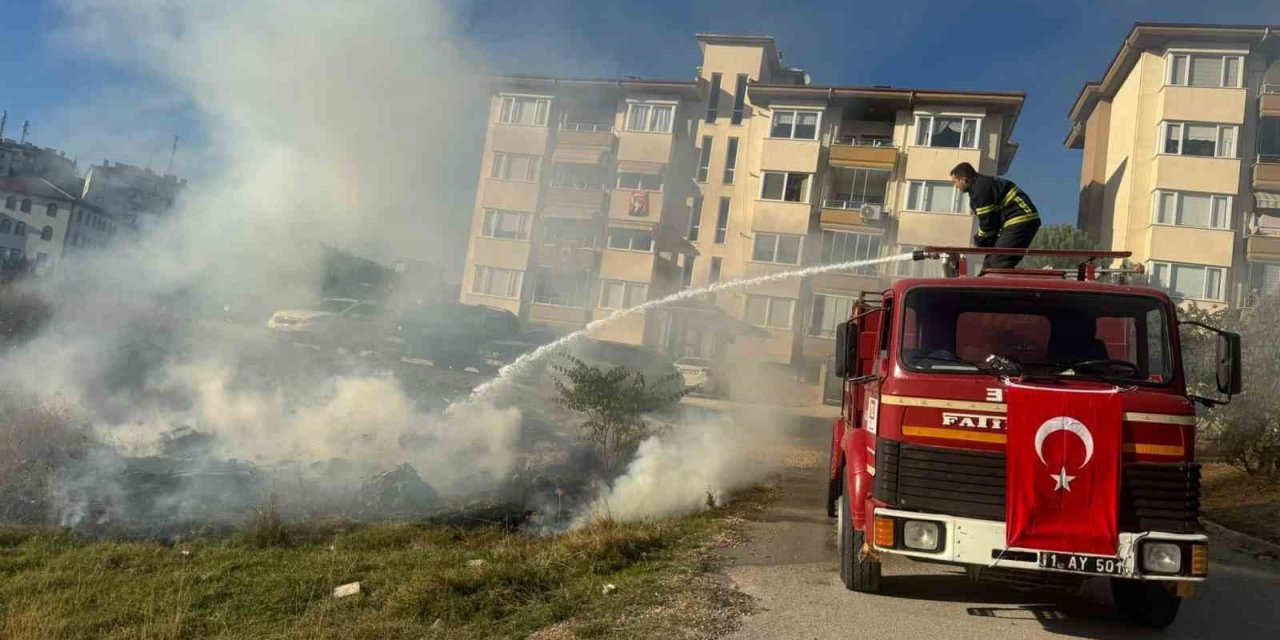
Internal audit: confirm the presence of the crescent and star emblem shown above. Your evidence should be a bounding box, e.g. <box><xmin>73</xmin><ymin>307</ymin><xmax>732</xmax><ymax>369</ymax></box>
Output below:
<box><xmin>1033</xmin><ymin>416</ymin><xmax>1095</xmax><ymax>492</ymax></box>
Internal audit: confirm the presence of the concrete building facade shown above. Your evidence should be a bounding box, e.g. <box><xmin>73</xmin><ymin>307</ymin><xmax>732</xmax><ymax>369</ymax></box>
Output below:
<box><xmin>459</xmin><ymin>34</ymin><xmax>1025</xmax><ymax>401</ymax></box>
<box><xmin>1067</xmin><ymin>23</ymin><xmax>1280</xmax><ymax>310</ymax></box>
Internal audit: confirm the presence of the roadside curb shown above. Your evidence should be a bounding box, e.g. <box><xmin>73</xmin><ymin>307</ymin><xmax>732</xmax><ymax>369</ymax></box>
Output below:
<box><xmin>1202</xmin><ymin>519</ymin><xmax>1280</xmax><ymax>559</ymax></box>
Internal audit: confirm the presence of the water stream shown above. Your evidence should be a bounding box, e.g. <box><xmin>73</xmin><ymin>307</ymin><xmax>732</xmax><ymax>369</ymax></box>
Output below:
<box><xmin>468</xmin><ymin>251</ymin><xmax>917</xmax><ymax>402</ymax></box>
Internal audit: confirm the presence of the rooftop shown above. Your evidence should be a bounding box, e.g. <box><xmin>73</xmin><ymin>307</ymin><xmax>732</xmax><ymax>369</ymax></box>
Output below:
<box><xmin>0</xmin><ymin>176</ymin><xmax>78</xmax><ymax>202</ymax></box>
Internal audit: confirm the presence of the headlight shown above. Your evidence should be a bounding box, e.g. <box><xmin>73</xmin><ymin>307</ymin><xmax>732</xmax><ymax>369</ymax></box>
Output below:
<box><xmin>1142</xmin><ymin>542</ymin><xmax>1182</xmax><ymax>574</ymax></box>
<box><xmin>903</xmin><ymin>520</ymin><xmax>941</xmax><ymax>552</ymax></box>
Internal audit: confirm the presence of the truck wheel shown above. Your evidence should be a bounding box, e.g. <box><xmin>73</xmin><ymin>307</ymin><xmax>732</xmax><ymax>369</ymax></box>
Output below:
<box><xmin>1111</xmin><ymin>579</ymin><xmax>1180</xmax><ymax>628</ymax></box>
<box><xmin>838</xmin><ymin>488</ymin><xmax>881</xmax><ymax>593</ymax></box>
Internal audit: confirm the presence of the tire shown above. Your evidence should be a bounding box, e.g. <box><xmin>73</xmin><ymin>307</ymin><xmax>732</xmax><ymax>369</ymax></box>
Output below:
<box><xmin>1111</xmin><ymin>579</ymin><xmax>1181</xmax><ymax>628</ymax></box>
<box><xmin>838</xmin><ymin>485</ymin><xmax>881</xmax><ymax>592</ymax></box>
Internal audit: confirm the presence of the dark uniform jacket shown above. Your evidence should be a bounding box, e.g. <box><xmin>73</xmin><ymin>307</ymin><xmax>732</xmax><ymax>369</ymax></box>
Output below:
<box><xmin>968</xmin><ymin>174</ymin><xmax>1040</xmax><ymax>246</ymax></box>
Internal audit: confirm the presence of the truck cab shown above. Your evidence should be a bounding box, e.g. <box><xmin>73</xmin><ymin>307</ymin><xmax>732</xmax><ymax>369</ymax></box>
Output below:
<box><xmin>827</xmin><ymin>248</ymin><xmax>1242</xmax><ymax>628</ymax></box>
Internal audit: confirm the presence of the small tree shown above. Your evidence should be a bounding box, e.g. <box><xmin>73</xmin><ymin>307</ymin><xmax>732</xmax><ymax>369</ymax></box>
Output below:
<box><xmin>1022</xmin><ymin>224</ymin><xmax>1097</xmax><ymax>269</ymax></box>
<box><xmin>553</xmin><ymin>355</ymin><xmax>690</xmax><ymax>474</ymax></box>
<box><xmin>1179</xmin><ymin>299</ymin><xmax>1280</xmax><ymax>478</ymax></box>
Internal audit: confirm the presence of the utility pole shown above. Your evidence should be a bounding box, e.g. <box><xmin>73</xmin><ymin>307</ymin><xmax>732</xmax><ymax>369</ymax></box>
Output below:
<box><xmin>19</xmin><ymin>120</ymin><xmax>29</xmax><ymax>144</ymax></box>
<box><xmin>166</xmin><ymin>135</ymin><xmax>180</xmax><ymax>176</ymax></box>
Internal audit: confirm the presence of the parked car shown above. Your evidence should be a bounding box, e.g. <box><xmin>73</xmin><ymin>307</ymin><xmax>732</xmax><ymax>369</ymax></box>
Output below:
<box><xmin>266</xmin><ymin>298</ymin><xmax>361</xmax><ymax>341</ymax></box>
<box><xmin>674</xmin><ymin>356</ymin><xmax>717</xmax><ymax>395</ymax></box>
<box><xmin>480</xmin><ymin>328</ymin><xmax>565</xmax><ymax>372</ymax></box>
<box><xmin>396</xmin><ymin>303</ymin><xmax>519</xmax><ymax>370</ymax></box>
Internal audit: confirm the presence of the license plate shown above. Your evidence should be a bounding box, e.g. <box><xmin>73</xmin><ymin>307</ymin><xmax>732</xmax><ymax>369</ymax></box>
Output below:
<box><xmin>1038</xmin><ymin>551</ymin><xmax>1126</xmax><ymax>576</ymax></box>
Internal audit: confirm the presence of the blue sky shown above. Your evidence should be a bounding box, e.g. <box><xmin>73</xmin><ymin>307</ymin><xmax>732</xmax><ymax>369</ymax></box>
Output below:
<box><xmin>3</xmin><ymin>0</ymin><xmax>1279</xmax><ymax>226</ymax></box>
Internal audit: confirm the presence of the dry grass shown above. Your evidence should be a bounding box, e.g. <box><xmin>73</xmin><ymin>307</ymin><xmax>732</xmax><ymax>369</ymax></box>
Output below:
<box><xmin>0</xmin><ymin>501</ymin><xmax>760</xmax><ymax>640</ymax></box>
<box><xmin>1201</xmin><ymin>462</ymin><xmax>1280</xmax><ymax>545</ymax></box>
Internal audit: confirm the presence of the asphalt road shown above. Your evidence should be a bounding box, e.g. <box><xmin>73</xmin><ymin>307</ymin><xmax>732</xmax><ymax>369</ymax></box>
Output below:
<box><xmin>723</xmin><ymin>416</ymin><xmax>1280</xmax><ymax>640</ymax></box>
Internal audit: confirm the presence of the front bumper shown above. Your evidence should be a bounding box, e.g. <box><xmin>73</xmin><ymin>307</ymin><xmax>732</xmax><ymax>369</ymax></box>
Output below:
<box><xmin>872</xmin><ymin>507</ymin><xmax>1207</xmax><ymax>582</ymax></box>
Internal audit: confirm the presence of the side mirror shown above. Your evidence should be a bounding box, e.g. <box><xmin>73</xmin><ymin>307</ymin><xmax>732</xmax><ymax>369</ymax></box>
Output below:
<box><xmin>1216</xmin><ymin>331</ymin><xmax>1242</xmax><ymax>395</ymax></box>
<box><xmin>834</xmin><ymin>322</ymin><xmax>859</xmax><ymax>378</ymax></box>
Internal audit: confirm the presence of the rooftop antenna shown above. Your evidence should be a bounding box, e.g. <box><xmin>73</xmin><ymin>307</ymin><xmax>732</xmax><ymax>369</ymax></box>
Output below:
<box><xmin>166</xmin><ymin>135</ymin><xmax>180</xmax><ymax>176</ymax></box>
<box><xmin>20</xmin><ymin>120</ymin><xmax>29</xmax><ymax>144</ymax></box>
<box><xmin>0</xmin><ymin>111</ymin><xmax>6</xmax><ymax>140</ymax></box>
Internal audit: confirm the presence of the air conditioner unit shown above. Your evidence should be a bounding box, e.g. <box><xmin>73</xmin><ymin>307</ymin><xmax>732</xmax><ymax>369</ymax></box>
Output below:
<box><xmin>860</xmin><ymin>203</ymin><xmax>884</xmax><ymax>221</ymax></box>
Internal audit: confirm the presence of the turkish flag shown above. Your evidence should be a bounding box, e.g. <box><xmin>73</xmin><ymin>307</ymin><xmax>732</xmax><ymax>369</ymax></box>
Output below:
<box><xmin>1005</xmin><ymin>385</ymin><xmax>1122</xmax><ymax>555</ymax></box>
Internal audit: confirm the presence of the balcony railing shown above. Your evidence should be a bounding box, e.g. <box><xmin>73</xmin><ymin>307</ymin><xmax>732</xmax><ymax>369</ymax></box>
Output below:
<box><xmin>822</xmin><ymin>197</ymin><xmax>887</xmax><ymax>210</ymax></box>
<box><xmin>1263</xmin><ymin>84</ymin><xmax>1280</xmax><ymax>95</ymax></box>
<box><xmin>561</xmin><ymin>122</ymin><xmax>615</xmax><ymax>133</ymax></box>
<box><xmin>1259</xmin><ymin>153</ymin><xmax>1280</xmax><ymax>164</ymax></box>
<box><xmin>833</xmin><ymin>136</ymin><xmax>895</xmax><ymax>148</ymax></box>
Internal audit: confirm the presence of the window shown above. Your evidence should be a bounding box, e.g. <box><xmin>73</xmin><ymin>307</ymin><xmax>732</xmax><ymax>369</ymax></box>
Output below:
<box><xmin>1149</xmin><ymin>261</ymin><xmax>1225</xmax><ymax>301</ymax></box>
<box><xmin>696</xmin><ymin>136</ymin><xmax>713</xmax><ymax>182</ymax></box>
<box><xmin>1161</xmin><ymin>122</ymin><xmax>1237</xmax><ymax>157</ymax></box>
<box><xmin>681</xmin><ymin>257</ymin><xmax>695</xmax><ymax>289</ymax></box>
<box><xmin>752</xmin><ymin>233</ymin><xmax>802</xmax><ymax>264</ymax></box>
<box><xmin>40</xmin><ymin>226</ymin><xmax>53</xmax><ymax>241</ymax></box>
<box><xmin>543</xmin><ymin>218</ymin><xmax>598</xmax><ymax>248</ymax></box>
<box><xmin>714</xmin><ymin>198</ymin><xmax>730</xmax><ymax>244</ymax></box>
<box><xmin>0</xmin><ymin>219</ymin><xmax>9</xmax><ymax>233</ymax></box>
<box><xmin>19</xmin><ymin>199</ymin><xmax>31</xmax><ymax>213</ymax></box>
<box><xmin>723</xmin><ymin>138</ymin><xmax>739</xmax><ymax>184</ymax></box>
<box><xmin>706</xmin><ymin>72</ymin><xmax>722</xmax><ymax>123</ymax></box>
<box><xmin>901</xmin><ymin>288</ymin><xmax>1173</xmax><ymax>383</ymax></box>
<box><xmin>824</xmin><ymin>167</ymin><xmax>889</xmax><ymax>208</ymax></box>
<box><xmin>472</xmin><ymin>266</ymin><xmax>523</xmax><ymax>299</ymax></box>
<box><xmin>625</xmin><ymin>102</ymin><xmax>674</xmax><ymax>133</ymax></box>
<box><xmin>1248</xmin><ymin>261</ymin><xmax>1280</xmax><ymax>299</ymax></box>
<box><xmin>809</xmin><ymin>294</ymin><xmax>855</xmax><ymax>338</ymax></box>
<box><xmin>687</xmin><ymin>196</ymin><xmax>703</xmax><ymax>241</ymax></box>
<box><xmin>3</xmin><ymin>196</ymin><xmax>13</xmax><ymax>210</ymax></box>
<box><xmin>75</xmin><ymin>209</ymin><xmax>83</xmax><ymax>223</ymax></box>
<box><xmin>709</xmin><ymin>256</ymin><xmax>722</xmax><ymax>283</ymax></box>
<box><xmin>760</xmin><ymin>172</ymin><xmax>811</xmax><ymax>203</ymax></box>
<box><xmin>533</xmin><ymin>268</ymin><xmax>589</xmax><ymax>307</ymax></box>
<box><xmin>8</xmin><ymin>248</ymin><xmax>21</xmax><ymax>260</ymax></box>
<box><xmin>490</xmin><ymin>152</ymin><xmax>540</xmax><ymax>182</ymax></box>
<box><xmin>46</xmin><ymin>203</ymin><xmax>57</xmax><ymax>217</ymax></box>
<box><xmin>1166</xmin><ymin>53</ymin><xmax>1244</xmax><ymax>88</ymax></box>
<box><xmin>905</xmin><ymin>181</ymin><xmax>969</xmax><ymax>214</ymax></box>
<box><xmin>13</xmin><ymin>222</ymin><xmax>24</xmax><ymax>236</ymax></box>
<box><xmin>1153</xmin><ymin>191</ymin><xmax>1230</xmax><ymax>229</ymax></box>
<box><xmin>550</xmin><ymin>164</ymin><xmax>604</xmax><ymax>190</ymax></box>
<box><xmin>599</xmin><ymin>280</ymin><xmax>649</xmax><ymax>309</ymax></box>
<box><xmin>70</xmin><ymin>232</ymin><xmax>78</xmax><ymax>246</ymax></box>
<box><xmin>914</xmin><ymin>115</ymin><xmax>980</xmax><ymax>148</ymax></box>
<box><xmin>481</xmin><ymin>209</ymin><xmax>531</xmax><ymax>240</ymax></box>
<box><xmin>730</xmin><ymin>74</ymin><xmax>748</xmax><ymax>125</ymax></box>
<box><xmin>607</xmin><ymin>226</ymin><xmax>654</xmax><ymax>252</ymax></box>
<box><xmin>819</xmin><ymin>230</ymin><xmax>882</xmax><ymax>274</ymax></box>
<box><xmin>745</xmin><ymin>296</ymin><xmax>795</xmax><ymax>330</ymax></box>
<box><xmin>770</xmin><ymin>110</ymin><xmax>820</xmax><ymax>140</ymax></box>
<box><xmin>498</xmin><ymin>95</ymin><xmax>550</xmax><ymax>126</ymax></box>
<box><xmin>35</xmin><ymin>253</ymin><xmax>46</xmax><ymax>267</ymax></box>
<box><xmin>615</xmin><ymin>172</ymin><xmax>663</xmax><ymax>191</ymax></box>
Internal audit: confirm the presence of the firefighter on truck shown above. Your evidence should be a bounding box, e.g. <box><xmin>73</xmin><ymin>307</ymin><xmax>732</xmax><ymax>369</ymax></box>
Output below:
<box><xmin>827</xmin><ymin>248</ymin><xmax>1242</xmax><ymax>629</ymax></box>
<box><xmin>949</xmin><ymin>162</ymin><xmax>1041</xmax><ymax>269</ymax></box>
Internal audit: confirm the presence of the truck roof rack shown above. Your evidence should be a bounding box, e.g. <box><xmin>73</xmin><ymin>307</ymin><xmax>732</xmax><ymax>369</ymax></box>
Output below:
<box><xmin>914</xmin><ymin>246</ymin><xmax>1135</xmax><ymax>282</ymax></box>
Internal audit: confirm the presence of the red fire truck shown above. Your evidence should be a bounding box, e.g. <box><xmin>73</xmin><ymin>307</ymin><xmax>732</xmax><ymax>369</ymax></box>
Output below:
<box><xmin>827</xmin><ymin>247</ymin><xmax>1242</xmax><ymax>628</ymax></box>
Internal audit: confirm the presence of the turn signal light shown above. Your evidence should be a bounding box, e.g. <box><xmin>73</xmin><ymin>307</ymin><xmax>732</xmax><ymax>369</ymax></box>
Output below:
<box><xmin>873</xmin><ymin>515</ymin><xmax>895</xmax><ymax>549</ymax></box>
<box><xmin>1190</xmin><ymin>544</ymin><xmax>1209</xmax><ymax>576</ymax></box>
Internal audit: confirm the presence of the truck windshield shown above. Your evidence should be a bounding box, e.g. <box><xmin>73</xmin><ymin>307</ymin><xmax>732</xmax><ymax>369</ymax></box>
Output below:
<box><xmin>899</xmin><ymin>288</ymin><xmax>1173</xmax><ymax>384</ymax></box>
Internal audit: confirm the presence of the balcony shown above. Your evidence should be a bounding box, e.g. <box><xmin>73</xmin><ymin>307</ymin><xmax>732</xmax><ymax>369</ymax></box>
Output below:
<box><xmin>829</xmin><ymin>137</ymin><xmax>898</xmax><ymax>170</ymax></box>
<box><xmin>535</xmin><ymin>245</ymin><xmax>601</xmax><ymax>272</ymax></box>
<box><xmin>543</xmin><ymin>186</ymin><xmax>607</xmax><ymax>219</ymax></box>
<box><xmin>1260</xmin><ymin>85</ymin><xmax>1280</xmax><ymax>117</ymax></box>
<box><xmin>553</xmin><ymin>122</ymin><xmax>616</xmax><ymax>164</ymax></box>
<box><xmin>1255</xmin><ymin>156</ymin><xmax>1280</xmax><ymax>191</ymax></box>
<box><xmin>1246</xmin><ymin>233</ymin><xmax>1280</xmax><ymax>262</ymax></box>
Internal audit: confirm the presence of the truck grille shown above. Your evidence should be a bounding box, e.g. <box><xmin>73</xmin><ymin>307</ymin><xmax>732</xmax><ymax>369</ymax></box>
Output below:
<box><xmin>871</xmin><ymin>439</ymin><xmax>1201</xmax><ymax>533</ymax></box>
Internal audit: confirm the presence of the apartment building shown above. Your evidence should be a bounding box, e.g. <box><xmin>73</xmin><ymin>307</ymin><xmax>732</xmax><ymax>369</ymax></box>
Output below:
<box><xmin>1067</xmin><ymin>23</ymin><xmax>1280</xmax><ymax>309</ymax></box>
<box><xmin>0</xmin><ymin>177</ymin><xmax>76</xmax><ymax>276</ymax></box>
<box><xmin>460</xmin><ymin>34</ymin><xmax>1025</xmax><ymax>401</ymax></box>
